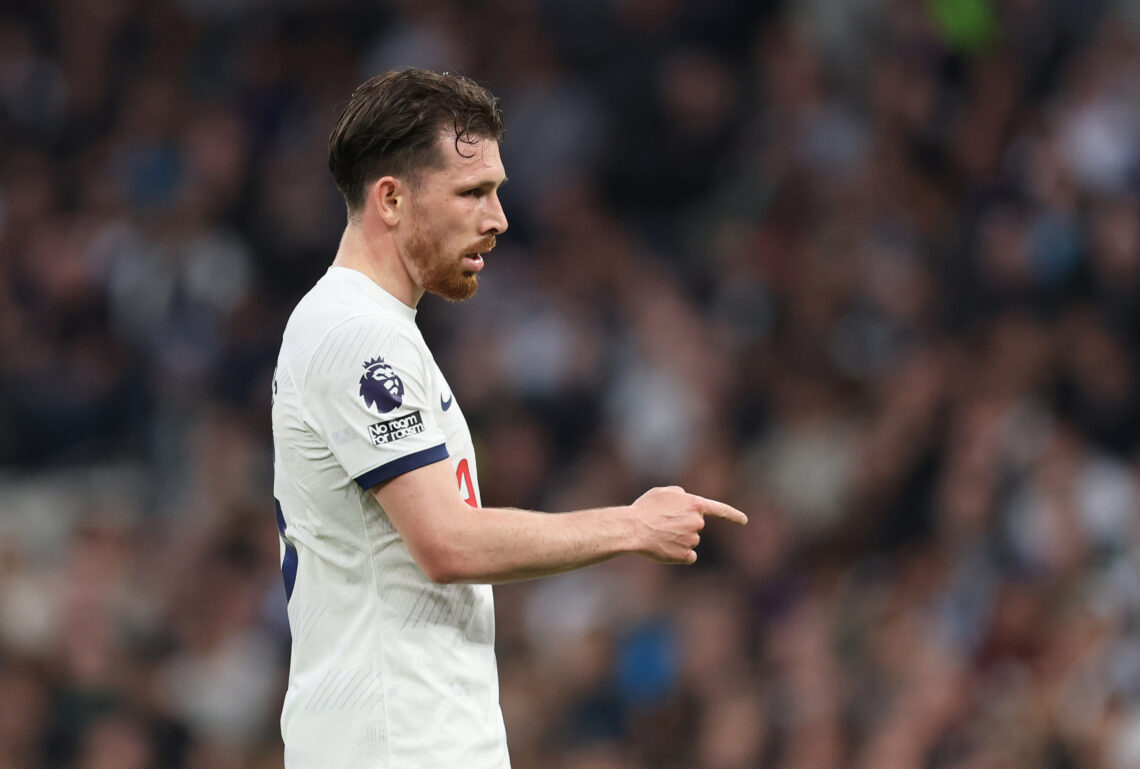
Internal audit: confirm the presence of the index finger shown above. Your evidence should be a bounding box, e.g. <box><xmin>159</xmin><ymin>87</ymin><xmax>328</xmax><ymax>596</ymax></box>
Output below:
<box><xmin>692</xmin><ymin>495</ymin><xmax>748</xmax><ymax>526</ymax></box>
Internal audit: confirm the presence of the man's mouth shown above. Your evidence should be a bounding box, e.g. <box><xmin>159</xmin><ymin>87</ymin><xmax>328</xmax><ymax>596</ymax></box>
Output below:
<box><xmin>463</xmin><ymin>237</ymin><xmax>496</xmax><ymax>272</ymax></box>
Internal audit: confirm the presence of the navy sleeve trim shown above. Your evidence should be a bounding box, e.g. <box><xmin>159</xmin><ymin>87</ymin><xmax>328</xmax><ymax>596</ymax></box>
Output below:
<box><xmin>354</xmin><ymin>444</ymin><xmax>450</xmax><ymax>490</ymax></box>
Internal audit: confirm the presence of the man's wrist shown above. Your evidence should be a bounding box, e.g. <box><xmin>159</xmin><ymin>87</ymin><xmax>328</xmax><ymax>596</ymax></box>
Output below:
<box><xmin>609</xmin><ymin>504</ymin><xmax>641</xmax><ymax>556</ymax></box>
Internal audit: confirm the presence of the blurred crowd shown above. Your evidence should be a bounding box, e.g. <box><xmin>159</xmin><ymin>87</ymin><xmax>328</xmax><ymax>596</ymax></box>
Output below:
<box><xmin>2</xmin><ymin>0</ymin><xmax>1140</xmax><ymax>767</ymax></box>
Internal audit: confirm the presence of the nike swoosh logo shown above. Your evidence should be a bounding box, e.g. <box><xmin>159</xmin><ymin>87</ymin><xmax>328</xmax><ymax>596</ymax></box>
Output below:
<box><xmin>441</xmin><ymin>392</ymin><xmax>453</xmax><ymax>411</ymax></box>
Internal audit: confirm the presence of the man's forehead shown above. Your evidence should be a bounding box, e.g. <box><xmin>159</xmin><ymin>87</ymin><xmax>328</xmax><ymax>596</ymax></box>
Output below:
<box><xmin>434</xmin><ymin>130</ymin><xmax>503</xmax><ymax>174</ymax></box>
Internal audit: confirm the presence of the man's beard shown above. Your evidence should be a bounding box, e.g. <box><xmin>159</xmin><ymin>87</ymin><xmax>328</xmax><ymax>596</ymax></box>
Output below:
<box><xmin>406</xmin><ymin>231</ymin><xmax>480</xmax><ymax>302</ymax></box>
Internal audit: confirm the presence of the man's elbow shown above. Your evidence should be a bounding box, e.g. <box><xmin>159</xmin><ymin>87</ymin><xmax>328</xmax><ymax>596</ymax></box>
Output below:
<box><xmin>421</xmin><ymin>560</ymin><xmax>462</xmax><ymax>585</ymax></box>
<box><xmin>415</xmin><ymin>542</ymin><xmax>469</xmax><ymax>584</ymax></box>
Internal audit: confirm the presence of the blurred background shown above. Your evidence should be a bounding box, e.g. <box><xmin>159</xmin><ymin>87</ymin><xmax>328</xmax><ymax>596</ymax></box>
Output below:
<box><xmin>2</xmin><ymin>0</ymin><xmax>1140</xmax><ymax>767</ymax></box>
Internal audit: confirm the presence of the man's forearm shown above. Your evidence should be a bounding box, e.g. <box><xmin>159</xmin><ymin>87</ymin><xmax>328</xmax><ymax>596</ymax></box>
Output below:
<box><xmin>417</xmin><ymin>504</ymin><xmax>637</xmax><ymax>584</ymax></box>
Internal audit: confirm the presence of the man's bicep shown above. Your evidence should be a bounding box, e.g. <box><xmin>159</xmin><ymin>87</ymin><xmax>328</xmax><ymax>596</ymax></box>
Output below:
<box><xmin>370</xmin><ymin>459</ymin><xmax>469</xmax><ymax>577</ymax></box>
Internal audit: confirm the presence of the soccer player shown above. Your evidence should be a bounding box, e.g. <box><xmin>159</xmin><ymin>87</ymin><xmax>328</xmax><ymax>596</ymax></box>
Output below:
<box><xmin>270</xmin><ymin>68</ymin><xmax>748</xmax><ymax>768</ymax></box>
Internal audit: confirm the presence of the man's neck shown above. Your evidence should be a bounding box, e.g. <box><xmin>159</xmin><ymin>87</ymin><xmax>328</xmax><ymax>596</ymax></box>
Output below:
<box><xmin>331</xmin><ymin>222</ymin><xmax>422</xmax><ymax>308</ymax></box>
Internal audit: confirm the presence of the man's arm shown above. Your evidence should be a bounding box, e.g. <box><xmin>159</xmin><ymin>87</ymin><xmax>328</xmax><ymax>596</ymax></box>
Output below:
<box><xmin>371</xmin><ymin>459</ymin><xmax>748</xmax><ymax>584</ymax></box>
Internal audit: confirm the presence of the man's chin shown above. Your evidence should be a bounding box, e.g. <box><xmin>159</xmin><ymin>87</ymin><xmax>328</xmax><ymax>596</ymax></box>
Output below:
<box><xmin>426</xmin><ymin>274</ymin><xmax>479</xmax><ymax>302</ymax></box>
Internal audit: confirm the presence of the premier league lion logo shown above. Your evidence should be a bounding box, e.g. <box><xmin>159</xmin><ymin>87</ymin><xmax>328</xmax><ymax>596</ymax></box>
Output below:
<box><xmin>359</xmin><ymin>357</ymin><xmax>404</xmax><ymax>413</ymax></box>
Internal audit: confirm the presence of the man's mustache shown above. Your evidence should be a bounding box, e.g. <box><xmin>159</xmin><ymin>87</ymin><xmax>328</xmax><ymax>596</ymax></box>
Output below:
<box><xmin>467</xmin><ymin>236</ymin><xmax>496</xmax><ymax>255</ymax></box>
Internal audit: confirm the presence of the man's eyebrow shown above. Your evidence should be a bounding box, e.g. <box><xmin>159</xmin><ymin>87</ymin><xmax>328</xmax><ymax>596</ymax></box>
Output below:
<box><xmin>464</xmin><ymin>177</ymin><xmax>508</xmax><ymax>190</ymax></box>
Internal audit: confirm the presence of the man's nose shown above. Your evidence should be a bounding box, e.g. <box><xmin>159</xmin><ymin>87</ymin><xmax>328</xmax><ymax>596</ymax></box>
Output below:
<box><xmin>483</xmin><ymin>194</ymin><xmax>508</xmax><ymax>235</ymax></box>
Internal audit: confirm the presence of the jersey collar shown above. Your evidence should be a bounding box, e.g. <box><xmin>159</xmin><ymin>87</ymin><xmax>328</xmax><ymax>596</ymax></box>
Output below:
<box><xmin>327</xmin><ymin>266</ymin><xmax>418</xmax><ymax>321</ymax></box>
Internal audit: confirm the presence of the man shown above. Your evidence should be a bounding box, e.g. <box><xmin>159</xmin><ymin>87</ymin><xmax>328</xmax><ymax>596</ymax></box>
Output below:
<box><xmin>271</xmin><ymin>68</ymin><xmax>747</xmax><ymax>768</ymax></box>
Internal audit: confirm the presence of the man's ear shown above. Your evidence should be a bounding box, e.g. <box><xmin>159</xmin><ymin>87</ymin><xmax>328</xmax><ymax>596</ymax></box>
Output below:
<box><xmin>370</xmin><ymin>176</ymin><xmax>403</xmax><ymax>226</ymax></box>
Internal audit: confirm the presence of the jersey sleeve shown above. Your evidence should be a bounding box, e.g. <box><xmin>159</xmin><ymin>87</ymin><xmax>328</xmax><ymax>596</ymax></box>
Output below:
<box><xmin>302</xmin><ymin>315</ymin><xmax>448</xmax><ymax>490</ymax></box>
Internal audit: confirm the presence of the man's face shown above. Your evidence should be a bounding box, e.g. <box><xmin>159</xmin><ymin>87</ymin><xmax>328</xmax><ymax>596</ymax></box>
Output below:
<box><xmin>402</xmin><ymin>132</ymin><xmax>508</xmax><ymax>301</ymax></box>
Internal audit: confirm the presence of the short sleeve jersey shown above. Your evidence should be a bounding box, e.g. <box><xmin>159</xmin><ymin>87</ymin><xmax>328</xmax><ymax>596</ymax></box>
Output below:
<box><xmin>271</xmin><ymin>267</ymin><xmax>508</xmax><ymax>769</ymax></box>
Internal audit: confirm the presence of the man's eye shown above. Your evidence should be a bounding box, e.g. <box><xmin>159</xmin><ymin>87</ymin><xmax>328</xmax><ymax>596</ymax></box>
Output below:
<box><xmin>463</xmin><ymin>189</ymin><xmax>483</xmax><ymax>197</ymax></box>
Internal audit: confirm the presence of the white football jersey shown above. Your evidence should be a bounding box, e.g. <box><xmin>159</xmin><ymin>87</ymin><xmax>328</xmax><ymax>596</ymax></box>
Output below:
<box><xmin>271</xmin><ymin>266</ymin><xmax>509</xmax><ymax>769</ymax></box>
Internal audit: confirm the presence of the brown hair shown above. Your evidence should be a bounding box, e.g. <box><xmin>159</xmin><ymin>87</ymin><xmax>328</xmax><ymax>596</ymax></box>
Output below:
<box><xmin>328</xmin><ymin>68</ymin><xmax>506</xmax><ymax>217</ymax></box>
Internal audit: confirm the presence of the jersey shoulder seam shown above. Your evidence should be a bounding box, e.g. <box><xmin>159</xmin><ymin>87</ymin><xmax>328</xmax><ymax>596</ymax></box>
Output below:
<box><xmin>298</xmin><ymin>310</ymin><xmax>419</xmax><ymax>401</ymax></box>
